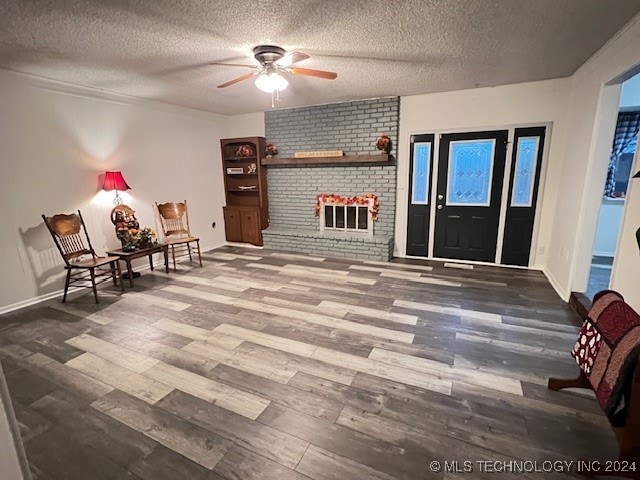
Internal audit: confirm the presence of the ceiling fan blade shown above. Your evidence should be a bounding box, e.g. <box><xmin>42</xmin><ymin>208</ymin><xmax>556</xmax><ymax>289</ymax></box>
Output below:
<box><xmin>217</xmin><ymin>72</ymin><xmax>255</xmax><ymax>88</ymax></box>
<box><xmin>289</xmin><ymin>67</ymin><xmax>337</xmax><ymax>80</ymax></box>
<box><xmin>209</xmin><ymin>62</ymin><xmax>256</xmax><ymax>69</ymax></box>
<box><xmin>276</xmin><ymin>51</ymin><xmax>310</xmax><ymax>67</ymax></box>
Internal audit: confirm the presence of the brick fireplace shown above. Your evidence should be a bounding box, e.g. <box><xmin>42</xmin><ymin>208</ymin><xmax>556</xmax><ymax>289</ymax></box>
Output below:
<box><xmin>262</xmin><ymin>97</ymin><xmax>399</xmax><ymax>261</ymax></box>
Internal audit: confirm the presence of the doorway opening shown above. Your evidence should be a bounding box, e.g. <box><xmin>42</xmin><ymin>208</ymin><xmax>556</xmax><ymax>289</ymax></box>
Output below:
<box><xmin>585</xmin><ymin>73</ymin><xmax>640</xmax><ymax>299</ymax></box>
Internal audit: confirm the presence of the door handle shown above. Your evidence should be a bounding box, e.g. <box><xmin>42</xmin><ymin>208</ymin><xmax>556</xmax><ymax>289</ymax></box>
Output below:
<box><xmin>437</xmin><ymin>194</ymin><xmax>444</xmax><ymax>200</ymax></box>
<box><xmin>437</xmin><ymin>205</ymin><xmax>443</xmax><ymax>210</ymax></box>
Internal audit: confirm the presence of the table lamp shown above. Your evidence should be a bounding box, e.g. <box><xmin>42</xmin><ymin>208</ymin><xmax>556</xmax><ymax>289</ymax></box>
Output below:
<box><xmin>102</xmin><ymin>171</ymin><xmax>131</xmax><ymax>205</ymax></box>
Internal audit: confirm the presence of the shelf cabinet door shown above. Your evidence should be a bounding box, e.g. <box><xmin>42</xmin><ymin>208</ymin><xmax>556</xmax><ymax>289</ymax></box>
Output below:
<box><xmin>223</xmin><ymin>209</ymin><xmax>243</xmax><ymax>242</ymax></box>
<box><xmin>240</xmin><ymin>210</ymin><xmax>261</xmax><ymax>245</ymax></box>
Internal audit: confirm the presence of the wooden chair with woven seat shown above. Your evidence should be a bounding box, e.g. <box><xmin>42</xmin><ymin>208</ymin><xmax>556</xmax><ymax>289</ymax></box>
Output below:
<box><xmin>42</xmin><ymin>210</ymin><xmax>124</xmax><ymax>303</ymax></box>
<box><xmin>154</xmin><ymin>200</ymin><xmax>202</xmax><ymax>270</ymax></box>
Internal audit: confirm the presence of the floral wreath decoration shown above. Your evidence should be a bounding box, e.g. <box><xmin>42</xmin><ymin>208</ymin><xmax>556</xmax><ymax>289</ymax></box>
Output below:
<box><xmin>314</xmin><ymin>193</ymin><xmax>380</xmax><ymax>221</ymax></box>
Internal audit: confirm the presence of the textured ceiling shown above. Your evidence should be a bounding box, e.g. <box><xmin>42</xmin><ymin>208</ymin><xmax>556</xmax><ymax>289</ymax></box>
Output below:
<box><xmin>0</xmin><ymin>0</ymin><xmax>639</xmax><ymax>115</ymax></box>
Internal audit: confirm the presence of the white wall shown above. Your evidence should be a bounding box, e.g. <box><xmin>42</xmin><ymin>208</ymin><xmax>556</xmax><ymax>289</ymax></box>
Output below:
<box><xmin>614</xmin><ymin>146</ymin><xmax>640</xmax><ymax>307</ymax></box>
<box><xmin>222</xmin><ymin>112</ymin><xmax>265</xmax><ymax>138</ymax></box>
<box><xmin>545</xmin><ymin>14</ymin><xmax>640</xmax><ymax>306</ymax></box>
<box><xmin>0</xmin><ymin>69</ymin><xmax>228</xmax><ymax>311</ymax></box>
<box><xmin>620</xmin><ymin>72</ymin><xmax>640</xmax><ymax>108</ymax></box>
<box><xmin>593</xmin><ymin>199</ymin><xmax>625</xmax><ymax>256</ymax></box>
<box><xmin>395</xmin><ymin>78</ymin><xmax>571</xmax><ymax>269</ymax></box>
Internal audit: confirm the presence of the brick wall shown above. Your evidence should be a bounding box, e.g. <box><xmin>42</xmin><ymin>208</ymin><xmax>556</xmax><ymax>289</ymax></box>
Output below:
<box><xmin>262</xmin><ymin>97</ymin><xmax>399</xmax><ymax>261</ymax></box>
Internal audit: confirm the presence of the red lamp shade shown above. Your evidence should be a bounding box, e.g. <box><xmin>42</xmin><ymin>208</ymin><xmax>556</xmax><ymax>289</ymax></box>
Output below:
<box><xmin>102</xmin><ymin>171</ymin><xmax>131</xmax><ymax>191</ymax></box>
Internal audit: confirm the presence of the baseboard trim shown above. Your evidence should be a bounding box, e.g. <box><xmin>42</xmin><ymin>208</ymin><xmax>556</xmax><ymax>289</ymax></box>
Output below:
<box><xmin>542</xmin><ymin>266</ymin><xmax>570</xmax><ymax>302</ymax></box>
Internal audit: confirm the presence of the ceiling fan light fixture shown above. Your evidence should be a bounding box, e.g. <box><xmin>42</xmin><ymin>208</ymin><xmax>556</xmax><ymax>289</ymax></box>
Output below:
<box><xmin>254</xmin><ymin>72</ymin><xmax>289</xmax><ymax>93</ymax></box>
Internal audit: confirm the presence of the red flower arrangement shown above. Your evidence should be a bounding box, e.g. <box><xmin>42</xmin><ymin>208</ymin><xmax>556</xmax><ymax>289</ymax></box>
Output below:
<box><xmin>376</xmin><ymin>134</ymin><xmax>391</xmax><ymax>153</ymax></box>
<box><xmin>265</xmin><ymin>143</ymin><xmax>279</xmax><ymax>157</ymax></box>
<box><xmin>314</xmin><ymin>193</ymin><xmax>380</xmax><ymax>221</ymax></box>
<box><xmin>235</xmin><ymin>145</ymin><xmax>254</xmax><ymax>157</ymax></box>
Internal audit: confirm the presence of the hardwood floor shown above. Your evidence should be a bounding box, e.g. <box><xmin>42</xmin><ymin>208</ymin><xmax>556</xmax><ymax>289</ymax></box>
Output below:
<box><xmin>0</xmin><ymin>246</ymin><xmax>617</xmax><ymax>479</ymax></box>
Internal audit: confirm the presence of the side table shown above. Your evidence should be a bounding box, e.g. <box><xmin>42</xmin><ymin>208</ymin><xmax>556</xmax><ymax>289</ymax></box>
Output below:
<box><xmin>106</xmin><ymin>244</ymin><xmax>169</xmax><ymax>287</ymax></box>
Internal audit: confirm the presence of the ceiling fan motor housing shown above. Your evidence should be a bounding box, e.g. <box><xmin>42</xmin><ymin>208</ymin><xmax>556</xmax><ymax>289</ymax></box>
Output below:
<box><xmin>253</xmin><ymin>45</ymin><xmax>286</xmax><ymax>65</ymax></box>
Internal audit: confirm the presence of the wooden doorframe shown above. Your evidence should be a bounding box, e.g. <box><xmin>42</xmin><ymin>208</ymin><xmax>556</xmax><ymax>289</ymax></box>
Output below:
<box><xmin>401</xmin><ymin>122</ymin><xmax>553</xmax><ymax>268</ymax></box>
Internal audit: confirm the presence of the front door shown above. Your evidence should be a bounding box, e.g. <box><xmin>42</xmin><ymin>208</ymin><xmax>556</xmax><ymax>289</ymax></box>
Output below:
<box><xmin>433</xmin><ymin>130</ymin><xmax>508</xmax><ymax>262</ymax></box>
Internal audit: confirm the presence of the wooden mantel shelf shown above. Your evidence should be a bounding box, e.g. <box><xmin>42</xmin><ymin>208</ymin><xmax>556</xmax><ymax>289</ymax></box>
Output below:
<box><xmin>261</xmin><ymin>153</ymin><xmax>390</xmax><ymax>165</ymax></box>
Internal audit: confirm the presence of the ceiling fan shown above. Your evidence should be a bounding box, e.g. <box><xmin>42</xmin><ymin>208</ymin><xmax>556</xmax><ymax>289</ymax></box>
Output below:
<box><xmin>212</xmin><ymin>45</ymin><xmax>337</xmax><ymax>105</ymax></box>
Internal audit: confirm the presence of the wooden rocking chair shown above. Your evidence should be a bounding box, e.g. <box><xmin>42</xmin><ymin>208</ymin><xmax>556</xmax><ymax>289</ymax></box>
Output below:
<box><xmin>42</xmin><ymin>210</ymin><xmax>124</xmax><ymax>303</ymax></box>
<box><xmin>154</xmin><ymin>200</ymin><xmax>202</xmax><ymax>271</ymax></box>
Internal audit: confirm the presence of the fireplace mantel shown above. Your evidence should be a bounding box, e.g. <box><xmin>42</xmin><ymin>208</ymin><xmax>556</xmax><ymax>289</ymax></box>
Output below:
<box><xmin>261</xmin><ymin>153</ymin><xmax>390</xmax><ymax>166</ymax></box>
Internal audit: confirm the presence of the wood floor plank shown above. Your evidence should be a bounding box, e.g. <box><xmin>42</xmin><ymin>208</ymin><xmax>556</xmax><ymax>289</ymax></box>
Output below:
<box><xmin>92</xmin><ymin>390</ymin><xmax>232</xmax><ymax>470</ymax></box>
<box><xmin>393</xmin><ymin>299</ymin><xmax>501</xmax><ymax>322</ymax></box>
<box><xmin>214</xmin><ymin>443</ymin><xmax>308</xmax><ymax>480</ymax></box>
<box><xmin>310</xmin><ymin>347</ymin><xmax>452</xmax><ymax>395</ymax></box>
<box><xmin>24</xmin><ymin>425</ymin><xmax>131</xmax><ymax>480</ymax></box>
<box><xmin>166</xmin><ymin>285</ymin><xmax>414</xmax><ymax>344</ymax></box>
<box><xmin>48</xmin><ymin>303</ymin><xmax>114</xmax><ymax>325</ymax></box>
<box><xmin>151</xmin><ymin>318</ymin><xmax>243</xmax><ymax>349</ymax></box>
<box><xmin>368</xmin><ymin>347</ymin><xmax>523</xmax><ymax>396</ymax></box>
<box><xmin>91</xmin><ymin>330</ymin><xmax>220</xmax><ymax>378</ymax></box>
<box><xmin>66</xmin><ymin>353</ymin><xmax>173</xmax><ymax>404</ymax></box>
<box><xmin>11</xmin><ymin>398</ymin><xmax>53</xmax><ymax>443</ymax></box>
<box><xmin>247</xmin><ymin>263</ymin><xmax>377</xmax><ymax>285</ymax></box>
<box><xmin>363</xmin><ymin>259</ymin><xmax>434</xmax><ymax>272</ymax></box>
<box><xmin>168</xmin><ymin>274</ymin><xmax>247</xmax><ymax>292</ymax></box>
<box><xmin>269</xmin><ymin>252</ymin><xmax>326</xmax><ymax>262</ymax></box>
<box><xmin>123</xmin><ymin>292</ymin><xmax>191</xmax><ymax>312</ymax></box>
<box><xmin>30</xmin><ymin>389</ymin><xmax>157</xmax><ymax>469</ymax></box>
<box><xmin>209</xmin><ymin>252</ymin><xmax>263</xmax><ymax>261</ymax></box>
<box><xmin>235</xmin><ymin>342</ymin><xmax>356</xmax><ymax>386</ymax></box>
<box><xmin>318</xmin><ymin>300</ymin><xmax>418</xmax><ymax>325</ymax></box>
<box><xmin>455</xmin><ymin>332</ymin><xmax>567</xmax><ymax>357</ymax></box>
<box><xmin>158</xmin><ymin>390</ymin><xmax>308</xmax><ymax>469</ymax></box>
<box><xmin>23</xmin><ymin>352</ymin><xmax>114</xmax><ymax>405</ymax></box>
<box><xmin>183</xmin><ymin>340</ymin><xmax>298</xmax><ymax>384</ymax></box>
<box><xmin>214</xmin><ymin>323</ymin><xmax>318</xmax><ymax>357</ymax></box>
<box><xmin>380</xmin><ymin>271</ymin><xmax>461</xmax><ymax>287</ymax></box>
<box><xmin>65</xmin><ymin>334</ymin><xmax>160</xmax><ymax>373</ymax></box>
<box><xmin>131</xmin><ymin>446</ymin><xmax>228</xmax><ymax>480</ymax></box>
<box><xmin>290</xmin><ymin>279</ymin><xmax>366</xmax><ymax>294</ymax></box>
<box><xmin>143</xmin><ymin>361</ymin><xmax>270</xmax><ymax>419</ymax></box>
<box><xmin>295</xmin><ymin>445</ymin><xmax>401</xmax><ymax>480</ymax></box>
<box><xmin>258</xmin><ymin>403</ymin><xmax>431</xmax><ymax>480</ymax></box>
<box><xmin>215</xmin><ymin>363</ymin><xmax>345</xmax><ymax>422</ymax></box>
<box><xmin>348</xmin><ymin>264</ymin><xmax>423</xmax><ymax>276</ymax></box>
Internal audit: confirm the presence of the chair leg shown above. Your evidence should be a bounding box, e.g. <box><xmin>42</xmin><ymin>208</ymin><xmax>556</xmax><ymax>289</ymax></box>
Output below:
<box><xmin>90</xmin><ymin>269</ymin><xmax>99</xmax><ymax>304</ymax></box>
<box><xmin>196</xmin><ymin>240</ymin><xmax>202</xmax><ymax>267</ymax></box>
<box><xmin>171</xmin><ymin>245</ymin><xmax>177</xmax><ymax>271</ymax></box>
<box><xmin>187</xmin><ymin>243</ymin><xmax>193</xmax><ymax>262</ymax></box>
<box><xmin>62</xmin><ymin>269</ymin><xmax>72</xmax><ymax>302</ymax></box>
<box><xmin>115</xmin><ymin>261</ymin><xmax>124</xmax><ymax>292</ymax></box>
<box><xmin>548</xmin><ymin>371</ymin><xmax>591</xmax><ymax>391</ymax></box>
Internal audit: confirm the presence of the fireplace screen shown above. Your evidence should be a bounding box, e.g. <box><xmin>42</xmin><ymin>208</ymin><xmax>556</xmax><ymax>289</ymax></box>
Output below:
<box><xmin>320</xmin><ymin>200</ymin><xmax>373</xmax><ymax>234</ymax></box>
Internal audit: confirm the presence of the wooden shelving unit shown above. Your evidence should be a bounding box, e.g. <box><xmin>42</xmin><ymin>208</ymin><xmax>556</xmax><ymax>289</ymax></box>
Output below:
<box><xmin>220</xmin><ymin>137</ymin><xmax>268</xmax><ymax>246</ymax></box>
<box><xmin>261</xmin><ymin>153</ymin><xmax>389</xmax><ymax>165</ymax></box>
